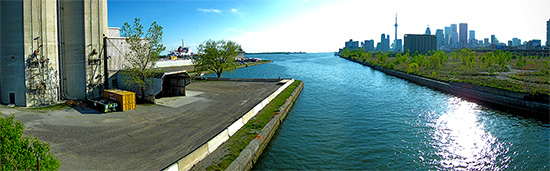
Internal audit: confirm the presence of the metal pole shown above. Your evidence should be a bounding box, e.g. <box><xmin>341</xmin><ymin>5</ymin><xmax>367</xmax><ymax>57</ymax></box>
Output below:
<box><xmin>37</xmin><ymin>154</ymin><xmax>40</xmax><ymax>171</ymax></box>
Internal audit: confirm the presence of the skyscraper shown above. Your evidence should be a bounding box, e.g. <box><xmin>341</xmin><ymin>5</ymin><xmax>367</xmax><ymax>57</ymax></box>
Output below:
<box><xmin>491</xmin><ymin>35</ymin><xmax>498</xmax><ymax>44</ymax></box>
<box><xmin>425</xmin><ymin>25</ymin><xmax>431</xmax><ymax>35</ymax></box>
<box><xmin>512</xmin><ymin>38</ymin><xmax>521</xmax><ymax>47</ymax></box>
<box><xmin>469</xmin><ymin>30</ymin><xmax>475</xmax><ymax>44</ymax></box>
<box><xmin>547</xmin><ymin>19</ymin><xmax>549</xmax><ymax>46</ymax></box>
<box><xmin>444</xmin><ymin>26</ymin><xmax>452</xmax><ymax>46</ymax></box>
<box><xmin>394</xmin><ymin>39</ymin><xmax>402</xmax><ymax>52</ymax></box>
<box><xmin>377</xmin><ymin>34</ymin><xmax>390</xmax><ymax>52</ymax></box>
<box><xmin>459</xmin><ymin>23</ymin><xmax>467</xmax><ymax>47</ymax></box>
<box><xmin>451</xmin><ymin>24</ymin><xmax>458</xmax><ymax>46</ymax></box>
<box><xmin>435</xmin><ymin>29</ymin><xmax>444</xmax><ymax>49</ymax></box>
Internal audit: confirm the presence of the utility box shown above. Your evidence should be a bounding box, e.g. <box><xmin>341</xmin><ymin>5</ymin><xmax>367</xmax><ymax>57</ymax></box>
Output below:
<box><xmin>104</xmin><ymin>89</ymin><xmax>136</xmax><ymax>111</ymax></box>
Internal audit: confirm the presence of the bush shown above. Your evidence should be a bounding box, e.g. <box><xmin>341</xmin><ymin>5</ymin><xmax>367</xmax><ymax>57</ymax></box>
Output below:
<box><xmin>1</xmin><ymin>114</ymin><xmax>60</xmax><ymax>170</ymax></box>
<box><xmin>488</xmin><ymin>67</ymin><xmax>496</xmax><ymax>74</ymax></box>
<box><xmin>408</xmin><ymin>63</ymin><xmax>419</xmax><ymax>74</ymax></box>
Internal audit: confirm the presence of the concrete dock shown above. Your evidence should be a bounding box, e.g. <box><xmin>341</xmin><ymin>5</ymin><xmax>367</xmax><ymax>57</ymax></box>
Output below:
<box><xmin>1</xmin><ymin>81</ymin><xmax>281</xmax><ymax>170</ymax></box>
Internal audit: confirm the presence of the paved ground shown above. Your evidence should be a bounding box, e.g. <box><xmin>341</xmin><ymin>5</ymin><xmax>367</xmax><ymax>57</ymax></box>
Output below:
<box><xmin>0</xmin><ymin>81</ymin><xmax>281</xmax><ymax>170</ymax></box>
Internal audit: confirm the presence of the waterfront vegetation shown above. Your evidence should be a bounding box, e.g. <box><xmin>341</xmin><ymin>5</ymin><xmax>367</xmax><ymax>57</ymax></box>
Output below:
<box><xmin>195</xmin><ymin>40</ymin><xmax>242</xmax><ymax>78</ymax></box>
<box><xmin>339</xmin><ymin>48</ymin><xmax>550</xmax><ymax>97</ymax></box>
<box><xmin>0</xmin><ymin>115</ymin><xmax>60</xmax><ymax>170</ymax></box>
<box><xmin>206</xmin><ymin>80</ymin><xmax>301</xmax><ymax>171</ymax></box>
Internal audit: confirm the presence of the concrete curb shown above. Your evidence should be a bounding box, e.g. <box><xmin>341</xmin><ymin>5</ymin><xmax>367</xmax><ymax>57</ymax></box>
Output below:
<box><xmin>342</xmin><ymin>57</ymin><xmax>550</xmax><ymax>116</ymax></box>
<box><xmin>226</xmin><ymin>81</ymin><xmax>304</xmax><ymax>171</ymax></box>
<box><xmin>163</xmin><ymin>79</ymin><xmax>296</xmax><ymax>171</ymax></box>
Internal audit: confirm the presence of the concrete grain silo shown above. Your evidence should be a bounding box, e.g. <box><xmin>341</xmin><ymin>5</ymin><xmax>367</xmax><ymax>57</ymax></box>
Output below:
<box><xmin>0</xmin><ymin>0</ymin><xmax>60</xmax><ymax>106</ymax></box>
<box><xmin>58</xmin><ymin>0</ymin><xmax>107</xmax><ymax>100</ymax></box>
<box><xmin>0</xmin><ymin>0</ymin><xmax>107</xmax><ymax>107</ymax></box>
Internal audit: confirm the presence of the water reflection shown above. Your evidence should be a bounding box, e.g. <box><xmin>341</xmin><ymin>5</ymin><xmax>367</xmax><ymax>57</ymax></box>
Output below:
<box><xmin>431</xmin><ymin>97</ymin><xmax>510</xmax><ymax>170</ymax></box>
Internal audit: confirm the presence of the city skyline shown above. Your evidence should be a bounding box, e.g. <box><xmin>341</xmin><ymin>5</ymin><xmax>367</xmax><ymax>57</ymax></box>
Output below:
<box><xmin>108</xmin><ymin>0</ymin><xmax>550</xmax><ymax>53</ymax></box>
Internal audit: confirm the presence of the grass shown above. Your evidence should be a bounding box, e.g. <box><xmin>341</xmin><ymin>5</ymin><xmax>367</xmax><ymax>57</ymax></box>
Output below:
<box><xmin>342</xmin><ymin>49</ymin><xmax>550</xmax><ymax>96</ymax></box>
<box><xmin>28</xmin><ymin>103</ymin><xmax>70</xmax><ymax>111</ymax></box>
<box><xmin>206</xmin><ymin>80</ymin><xmax>301</xmax><ymax>171</ymax></box>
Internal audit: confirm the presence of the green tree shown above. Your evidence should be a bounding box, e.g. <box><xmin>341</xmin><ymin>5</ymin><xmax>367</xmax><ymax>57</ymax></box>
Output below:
<box><xmin>1</xmin><ymin>115</ymin><xmax>60</xmax><ymax>170</ymax></box>
<box><xmin>120</xmin><ymin>18</ymin><xmax>166</xmax><ymax>100</ymax></box>
<box><xmin>195</xmin><ymin>40</ymin><xmax>242</xmax><ymax>78</ymax></box>
<box><xmin>428</xmin><ymin>53</ymin><xmax>442</xmax><ymax>69</ymax></box>
<box><xmin>484</xmin><ymin>52</ymin><xmax>495</xmax><ymax>67</ymax></box>
<box><xmin>408</xmin><ymin>63</ymin><xmax>419</xmax><ymax>74</ymax></box>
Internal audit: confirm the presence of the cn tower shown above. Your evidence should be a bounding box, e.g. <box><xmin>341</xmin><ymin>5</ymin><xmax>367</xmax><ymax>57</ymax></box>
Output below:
<box><xmin>394</xmin><ymin>13</ymin><xmax>398</xmax><ymax>50</ymax></box>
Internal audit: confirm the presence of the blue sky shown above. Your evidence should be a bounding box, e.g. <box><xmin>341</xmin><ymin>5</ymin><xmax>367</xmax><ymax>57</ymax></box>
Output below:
<box><xmin>108</xmin><ymin>0</ymin><xmax>550</xmax><ymax>53</ymax></box>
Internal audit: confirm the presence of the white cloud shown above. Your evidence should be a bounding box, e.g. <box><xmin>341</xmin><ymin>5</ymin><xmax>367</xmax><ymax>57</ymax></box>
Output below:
<box><xmin>231</xmin><ymin>8</ymin><xmax>237</xmax><ymax>13</ymax></box>
<box><xmin>197</xmin><ymin>8</ymin><xmax>221</xmax><ymax>14</ymax></box>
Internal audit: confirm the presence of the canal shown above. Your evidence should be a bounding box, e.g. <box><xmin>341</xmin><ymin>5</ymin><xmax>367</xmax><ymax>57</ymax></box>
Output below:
<box><xmin>207</xmin><ymin>53</ymin><xmax>549</xmax><ymax>170</ymax></box>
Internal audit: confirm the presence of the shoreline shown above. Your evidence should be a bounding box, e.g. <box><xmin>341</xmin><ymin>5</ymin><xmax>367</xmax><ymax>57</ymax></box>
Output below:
<box><xmin>163</xmin><ymin>79</ymin><xmax>300</xmax><ymax>171</ymax></box>
<box><xmin>226</xmin><ymin>80</ymin><xmax>303</xmax><ymax>170</ymax></box>
<box><xmin>341</xmin><ymin>56</ymin><xmax>549</xmax><ymax>120</ymax></box>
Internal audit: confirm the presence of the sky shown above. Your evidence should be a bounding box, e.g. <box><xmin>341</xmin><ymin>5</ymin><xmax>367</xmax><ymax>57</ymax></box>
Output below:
<box><xmin>108</xmin><ymin>0</ymin><xmax>550</xmax><ymax>53</ymax></box>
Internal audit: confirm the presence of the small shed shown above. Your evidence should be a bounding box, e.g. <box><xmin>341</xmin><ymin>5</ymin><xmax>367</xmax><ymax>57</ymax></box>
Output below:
<box><xmin>115</xmin><ymin>69</ymin><xmax>190</xmax><ymax>102</ymax></box>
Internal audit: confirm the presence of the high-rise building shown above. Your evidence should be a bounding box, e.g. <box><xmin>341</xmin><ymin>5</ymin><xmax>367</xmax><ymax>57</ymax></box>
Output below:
<box><xmin>484</xmin><ymin>38</ymin><xmax>489</xmax><ymax>45</ymax></box>
<box><xmin>345</xmin><ymin>39</ymin><xmax>359</xmax><ymax>49</ymax></box>
<box><xmin>451</xmin><ymin>24</ymin><xmax>458</xmax><ymax>46</ymax></box>
<box><xmin>404</xmin><ymin>34</ymin><xmax>437</xmax><ymax>53</ymax></box>
<box><xmin>362</xmin><ymin>40</ymin><xmax>375</xmax><ymax>52</ymax></box>
<box><xmin>512</xmin><ymin>38</ymin><xmax>521</xmax><ymax>47</ymax></box>
<box><xmin>435</xmin><ymin>29</ymin><xmax>444</xmax><ymax>49</ymax></box>
<box><xmin>508</xmin><ymin>41</ymin><xmax>513</xmax><ymax>47</ymax></box>
<box><xmin>444</xmin><ymin>26</ymin><xmax>452</xmax><ymax>46</ymax></box>
<box><xmin>469</xmin><ymin>30</ymin><xmax>475</xmax><ymax>44</ymax></box>
<box><xmin>425</xmin><ymin>26</ymin><xmax>431</xmax><ymax>35</ymax></box>
<box><xmin>459</xmin><ymin>23</ymin><xmax>468</xmax><ymax>47</ymax></box>
<box><xmin>394</xmin><ymin>39</ymin><xmax>403</xmax><ymax>52</ymax></box>
<box><xmin>547</xmin><ymin>19</ymin><xmax>549</xmax><ymax>46</ymax></box>
<box><xmin>376</xmin><ymin>34</ymin><xmax>390</xmax><ymax>52</ymax></box>
<box><xmin>491</xmin><ymin>35</ymin><xmax>498</xmax><ymax>44</ymax></box>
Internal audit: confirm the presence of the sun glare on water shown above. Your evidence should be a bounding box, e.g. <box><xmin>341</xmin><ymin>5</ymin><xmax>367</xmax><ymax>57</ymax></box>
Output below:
<box><xmin>430</xmin><ymin>98</ymin><xmax>510</xmax><ymax>170</ymax></box>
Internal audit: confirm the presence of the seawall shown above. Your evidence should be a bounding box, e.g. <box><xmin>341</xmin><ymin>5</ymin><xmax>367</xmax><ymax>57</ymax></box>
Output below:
<box><xmin>226</xmin><ymin>80</ymin><xmax>304</xmax><ymax>170</ymax></box>
<box><xmin>163</xmin><ymin>78</ymin><xmax>297</xmax><ymax>171</ymax></box>
<box><xmin>342</xmin><ymin>57</ymin><xmax>549</xmax><ymax>118</ymax></box>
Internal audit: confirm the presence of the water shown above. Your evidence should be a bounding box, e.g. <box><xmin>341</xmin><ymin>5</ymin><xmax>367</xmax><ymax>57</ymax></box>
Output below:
<box><xmin>205</xmin><ymin>53</ymin><xmax>550</xmax><ymax>170</ymax></box>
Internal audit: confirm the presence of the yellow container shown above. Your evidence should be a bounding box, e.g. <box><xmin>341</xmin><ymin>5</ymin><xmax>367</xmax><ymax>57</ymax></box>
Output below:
<box><xmin>103</xmin><ymin>89</ymin><xmax>136</xmax><ymax>111</ymax></box>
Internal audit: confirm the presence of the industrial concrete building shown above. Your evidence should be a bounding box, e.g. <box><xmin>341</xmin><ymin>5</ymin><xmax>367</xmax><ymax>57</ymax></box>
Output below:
<box><xmin>404</xmin><ymin>34</ymin><xmax>437</xmax><ymax>53</ymax></box>
<box><xmin>345</xmin><ymin>39</ymin><xmax>359</xmax><ymax>50</ymax></box>
<box><xmin>361</xmin><ymin>40</ymin><xmax>375</xmax><ymax>52</ymax></box>
<box><xmin>0</xmin><ymin>0</ymin><xmax>107</xmax><ymax>107</ymax></box>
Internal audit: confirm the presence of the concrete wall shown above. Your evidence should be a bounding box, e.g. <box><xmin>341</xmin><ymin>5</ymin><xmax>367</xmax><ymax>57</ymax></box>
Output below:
<box><xmin>0</xmin><ymin>0</ymin><xmax>107</xmax><ymax>106</ymax></box>
<box><xmin>156</xmin><ymin>60</ymin><xmax>194</xmax><ymax>68</ymax></box>
<box><xmin>1</xmin><ymin>0</ymin><xmax>60</xmax><ymax>106</ymax></box>
<box><xmin>23</xmin><ymin>0</ymin><xmax>60</xmax><ymax>106</ymax></box>
<box><xmin>163</xmin><ymin>79</ymin><xmax>296</xmax><ymax>171</ymax></box>
<box><xmin>59</xmin><ymin>0</ymin><xmax>86</xmax><ymax>99</ymax></box>
<box><xmin>59</xmin><ymin>0</ymin><xmax>107</xmax><ymax>100</ymax></box>
<box><xmin>0</xmin><ymin>1</ymin><xmax>25</xmax><ymax>106</ymax></box>
<box><xmin>226</xmin><ymin>81</ymin><xmax>304</xmax><ymax>171</ymax></box>
<box><xmin>116</xmin><ymin>72</ymin><xmax>163</xmax><ymax>102</ymax></box>
<box><xmin>343</xmin><ymin>57</ymin><xmax>550</xmax><ymax>116</ymax></box>
<box><xmin>83</xmin><ymin>0</ymin><xmax>107</xmax><ymax>99</ymax></box>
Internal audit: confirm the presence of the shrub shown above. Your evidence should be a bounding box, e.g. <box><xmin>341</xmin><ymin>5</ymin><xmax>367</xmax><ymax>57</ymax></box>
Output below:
<box><xmin>408</xmin><ymin>63</ymin><xmax>419</xmax><ymax>74</ymax></box>
<box><xmin>0</xmin><ymin>114</ymin><xmax>60</xmax><ymax>170</ymax></box>
<box><xmin>488</xmin><ymin>67</ymin><xmax>496</xmax><ymax>74</ymax></box>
